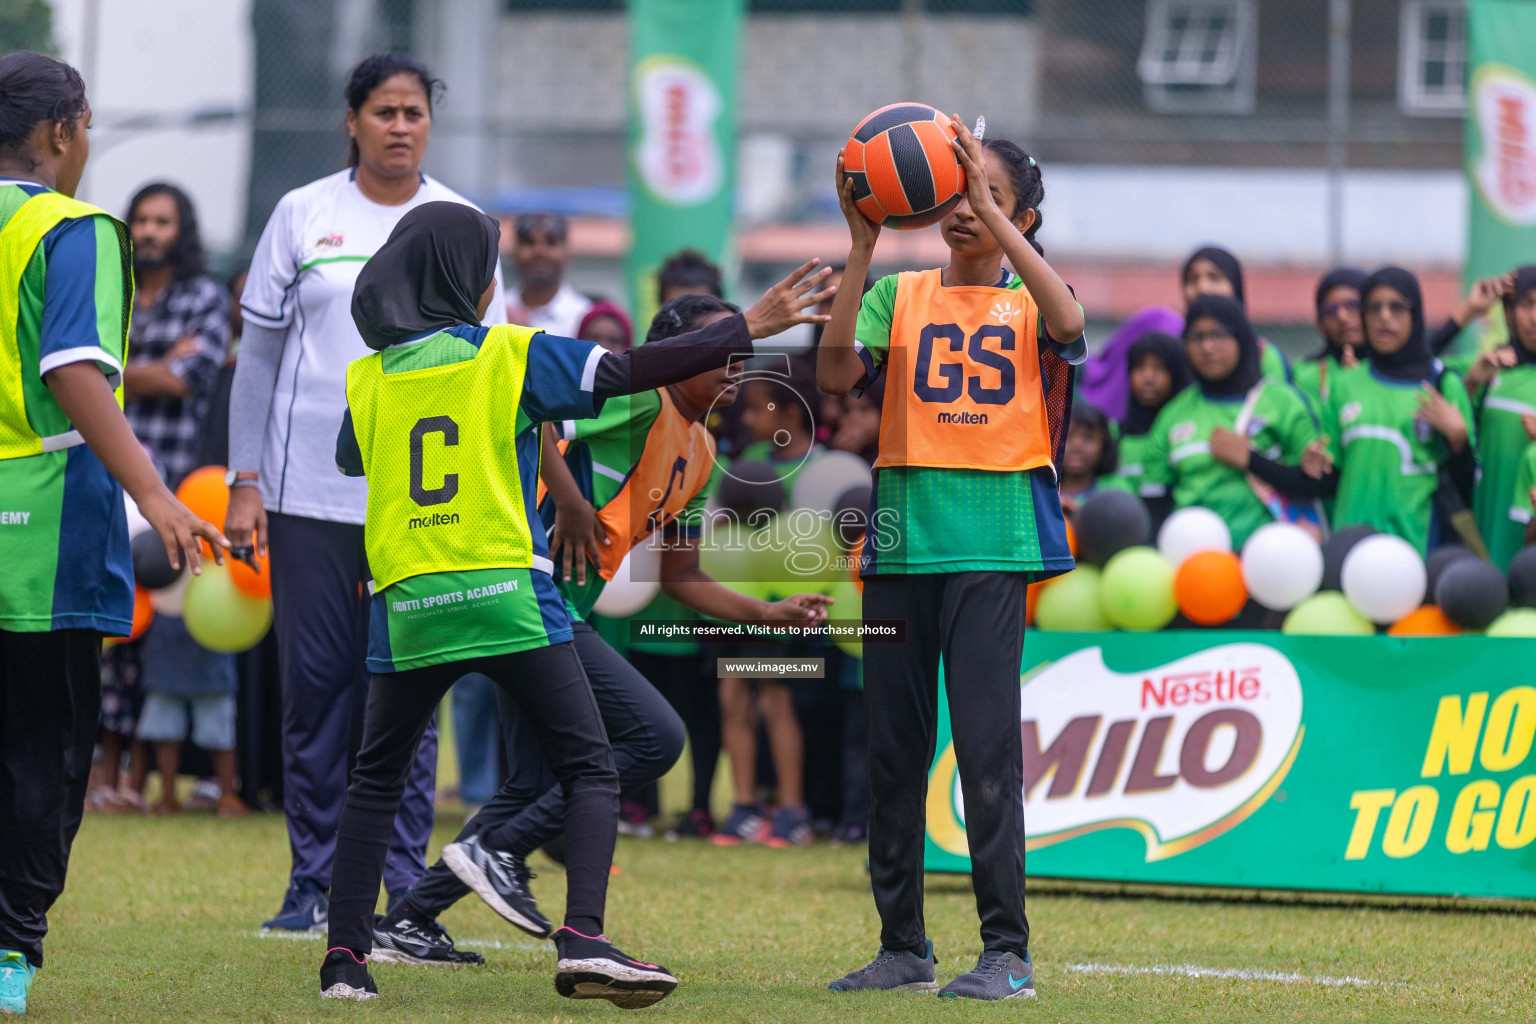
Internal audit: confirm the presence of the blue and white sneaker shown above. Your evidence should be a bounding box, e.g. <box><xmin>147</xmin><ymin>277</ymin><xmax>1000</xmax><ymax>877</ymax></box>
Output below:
<box><xmin>828</xmin><ymin>939</ymin><xmax>939</xmax><ymax>993</ymax></box>
<box><xmin>262</xmin><ymin>878</ymin><xmax>328</xmax><ymax>932</ymax></box>
<box><xmin>938</xmin><ymin>950</ymin><xmax>1035</xmax><ymax>1000</ymax></box>
<box><xmin>0</xmin><ymin>951</ymin><xmax>36</xmax><ymax>1016</ymax></box>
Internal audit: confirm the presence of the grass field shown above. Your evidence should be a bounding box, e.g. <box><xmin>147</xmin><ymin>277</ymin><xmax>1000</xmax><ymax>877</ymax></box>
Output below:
<box><xmin>22</xmin><ymin>809</ymin><xmax>1533</xmax><ymax>1023</ymax></box>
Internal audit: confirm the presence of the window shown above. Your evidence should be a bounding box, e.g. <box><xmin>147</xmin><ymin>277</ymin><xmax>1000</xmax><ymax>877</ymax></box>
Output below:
<box><xmin>1399</xmin><ymin>0</ymin><xmax>1467</xmax><ymax>116</ymax></box>
<box><xmin>1138</xmin><ymin>0</ymin><xmax>1257</xmax><ymax>114</ymax></box>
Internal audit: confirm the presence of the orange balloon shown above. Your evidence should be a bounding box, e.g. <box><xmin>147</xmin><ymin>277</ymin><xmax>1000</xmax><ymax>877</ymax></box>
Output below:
<box><xmin>175</xmin><ymin>466</ymin><xmax>229</xmax><ymax>556</ymax></box>
<box><xmin>130</xmin><ymin>586</ymin><xmax>154</xmax><ymax>640</ymax></box>
<box><xmin>1026</xmin><ymin>581</ymin><xmax>1042</xmax><ymax>625</ymax></box>
<box><xmin>850</xmin><ymin>535</ymin><xmax>864</xmax><ymax>593</ymax></box>
<box><xmin>1388</xmin><ymin>605</ymin><xmax>1463</xmax><ymax>637</ymax></box>
<box><xmin>1065</xmin><ymin>518</ymin><xmax>1078</xmax><ymax>558</ymax></box>
<box><xmin>229</xmin><ymin>548</ymin><xmax>272</xmax><ymax>600</ymax></box>
<box><xmin>1175</xmin><ymin>550</ymin><xmax>1247</xmax><ymax>626</ymax></box>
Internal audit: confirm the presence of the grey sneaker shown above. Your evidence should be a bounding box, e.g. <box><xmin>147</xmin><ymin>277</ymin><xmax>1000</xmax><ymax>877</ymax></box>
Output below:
<box><xmin>938</xmin><ymin>950</ymin><xmax>1035</xmax><ymax>1000</ymax></box>
<box><xmin>828</xmin><ymin>939</ymin><xmax>939</xmax><ymax>992</ymax></box>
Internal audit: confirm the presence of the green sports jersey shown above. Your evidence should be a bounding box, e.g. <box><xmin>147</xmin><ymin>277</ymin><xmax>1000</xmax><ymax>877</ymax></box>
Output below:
<box><xmin>1141</xmin><ymin>382</ymin><xmax>1318</xmax><ymax>548</ymax></box>
<box><xmin>736</xmin><ymin>438</ymin><xmax>824</xmax><ymax>482</ymax></box>
<box><xmin>1321</xmin><ymin>364</ymin><xmax>1477</xmax><ymax>556</ymax></box>
<box><xmin>1512</xmin><ymin>442</ymin><xmax>1536</xmax><ymax>528</ymax></box>
<box><xmin>346</xmin><ymin>324</ymin><xmax>604</xmax><ymax>672</ymax></box>
<box><xmin>852</xmin><ymin>271</ymin><xmax>1083</xmax><ymax>577</ymax></box>
<box><xmin>1100</xmin><ymin>428</ymin><xmax>1155</xmax><ymax>495</ymax></box>
<box><xmin>0</xmin><ymin>182</ymin><xmax>135</xmax><ymax>634</ymax></box>
<box><xmin>1259</xmin><ymin>338</ymin><xmax>1290</xmax><ymax>386</ymax></box>
<box><xmin>1472</xmin><ymin>364</ymin><xmax>1536</xmax><ymax>569</ymax></box>
<box><xmin>1291</xmin><ymin>354</ymin><xmax>1349</xmax><ymax>417</ymax></box>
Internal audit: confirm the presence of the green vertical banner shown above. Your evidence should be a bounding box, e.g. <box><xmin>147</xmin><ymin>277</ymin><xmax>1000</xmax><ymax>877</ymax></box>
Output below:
<box><xmin>626</xmin><ymin>0</ymin><xmax>744</xmax><ymax>331</ymax></box>
<box><xmin>1465</xmin><ymin>0</ymin><xmax>1536</xmax><ymax>284</ymax></box>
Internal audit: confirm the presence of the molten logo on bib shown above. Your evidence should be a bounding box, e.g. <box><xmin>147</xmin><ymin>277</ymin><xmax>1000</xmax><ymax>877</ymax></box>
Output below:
<box><xmin>927</xmin><ymin>643</ymin><xmax>1304</xmax><ymax>862</ymax></box>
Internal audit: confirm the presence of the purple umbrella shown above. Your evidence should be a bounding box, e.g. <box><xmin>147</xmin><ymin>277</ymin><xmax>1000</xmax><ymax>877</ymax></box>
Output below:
<box><xmin>1079</xmin><ymin>305</ymin><xmax>1185</xmax><ymax>422</ymax></box>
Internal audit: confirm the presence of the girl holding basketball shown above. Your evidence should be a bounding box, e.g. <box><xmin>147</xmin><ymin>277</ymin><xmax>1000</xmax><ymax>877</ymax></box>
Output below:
<box><xmin>818</xmin><ymin>115</ymin><xmax>1084</xmax><ymax>1001</ymax></box>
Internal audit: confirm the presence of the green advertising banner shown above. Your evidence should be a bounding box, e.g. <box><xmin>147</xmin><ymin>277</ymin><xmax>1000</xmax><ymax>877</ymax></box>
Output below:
<box><xmin>626</xmin><ymin>0</ymin><xmax>743</xmax><ymax>330</ymax></box>
<box><xmin>924</xmin><ymin>632</ymin><xmax>1536</xmax><ymax>900</ymax></box>
<box><xmin>1465</xmin><ymin>0</ymin><xmax>1536</xmax><ymax>285</ymax></box>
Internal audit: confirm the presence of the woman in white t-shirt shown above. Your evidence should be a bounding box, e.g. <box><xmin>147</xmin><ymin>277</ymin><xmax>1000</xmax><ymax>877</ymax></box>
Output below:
<box><xmin>225</xmin><ymin>53</ymin><xmax>506</xmax><ymax>934</ymax></box>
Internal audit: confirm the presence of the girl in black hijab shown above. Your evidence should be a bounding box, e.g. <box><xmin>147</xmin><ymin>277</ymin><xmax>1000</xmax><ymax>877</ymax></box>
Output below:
<box><xmin>1472</xmin><ymin>265</ymin><xmax>1536</xmax><ymax>567</ymax></box>
<box><xmin>1180</xmin><ymin>244</ymin><xmax>1291</xmax><ymax>384</ymax></box>
<box><xmin>1295</xmin><ymin>267</ymin><xmax>1368</xmax><ymax>410</ymax></box>
<box><xmin>1137</xmin><ymin>294</ymin><xmax>1320</xmax><ymax>547</ymax></box>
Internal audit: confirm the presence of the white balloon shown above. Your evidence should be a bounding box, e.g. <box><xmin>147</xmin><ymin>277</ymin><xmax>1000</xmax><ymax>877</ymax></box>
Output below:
<box><xmin>591</xmin><ymin>542</ymin><xmax>661</xmax><ymax>618</ymax></box>
<box><xmin>789</xmin><ymin>450</ymin><xmax>872</xmax><ymax>517</ymax></box>
<box><xmin>148</xmin><ymin>568</ymin><xmax>190</xmax><ymax>617</ymax></box>
<box><xmin>1156</xmin><ymin>506</ymin><xmax>1232</xmax><ymax>568</ymax></box>
<box><xmin>1240</xmin><ymin>522</ymin><xmax>1323</xmax><ymax>611</ymax></box>
<box><xmin>1341</xmin><ymin>534</ymin><xmax>1426</xmax><ymax>624</ymax></box>
<box><xmin>124</xmin><ymin>492</ymin><xmax>152</xmax><ymax>539</ymax></box>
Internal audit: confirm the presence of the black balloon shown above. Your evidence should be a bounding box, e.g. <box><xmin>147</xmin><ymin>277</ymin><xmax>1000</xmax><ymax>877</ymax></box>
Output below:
<box><xmin>131</xmin><ymin>529</ymin><xmax>181</xmax><ymax>590</ymax></box>
<box><xmin>1319</xmin><ymin>524</ymin><xmax>1376</xmax><ymax>592</ymax></box>
<box><xmin>1508</xmin><ymin>546</ymin><xmax>1536</xmax><ymax>609</ymax></box>
<box><xmin>832</xmin><ymin>484</ymin><xmax>871</xmax><ymax>549</ymax></box>
<box><xmin>715</xmin><ymin>460</ymin><xmax>785</xmax><ymax>523</ymax></box>
<box><xmin>1075</xmin><ymin>490</ymin><xmax>1151</xmax><ymax>567</ymax></box>
<box><xmin>1435</xmin><ymin>558</ymin><xmax>1508</xmax><ymax>630</ymax></box>
<box><xmin>1426</xmin><ymin>544</ymin><xmax>1478</xmax><ymax>600</ymax></box>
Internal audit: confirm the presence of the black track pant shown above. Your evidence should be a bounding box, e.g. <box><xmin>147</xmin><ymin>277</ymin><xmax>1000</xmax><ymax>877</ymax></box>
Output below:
<box><xmin>0</xmin><ymin>629</ymin><xmax>101</xmax><ymax>968</ymax></box>
<box><xmin>862</xmin><ymin>571</ymin><xmax>1030</xmax><ymax>957</ymax></box>
<box><xmin>404</xmin><ymin>622</ymin><xmax>684</xmax><ymax>918</ymax></box>
<box><xmin>327</xmin><ymin>641</ymin><xmax>618</xmax><ymax>956</ymax></box>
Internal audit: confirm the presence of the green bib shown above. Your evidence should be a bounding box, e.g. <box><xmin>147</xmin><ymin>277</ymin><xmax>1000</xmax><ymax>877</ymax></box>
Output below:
<box><xmin>346</xmin><ymin>324</ymin><xmax>544</xmax><ymax>591</ymax></box>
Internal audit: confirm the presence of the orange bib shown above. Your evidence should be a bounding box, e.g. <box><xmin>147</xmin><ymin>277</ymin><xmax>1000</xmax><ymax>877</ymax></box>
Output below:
<box><xmin>876</xmin><ymin>269</ymin><xmax>1054</xmax><ymax>473</ymax></box>
<box><xmin>590</xmin><ymin>388</ymin><xmax>717</xmax><ymax>581</ymax></box>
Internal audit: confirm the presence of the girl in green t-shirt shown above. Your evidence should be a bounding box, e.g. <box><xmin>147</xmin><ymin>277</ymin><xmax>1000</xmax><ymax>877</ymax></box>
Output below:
<box><xmin>1468</xmin><ymin>267</ymin><xmax>1536</xmax><ymax>569</ymax></box>
<box><xmin>1294</xmin><ymin>267</ymin><xmax>1368</xmax><ymax>414</ymax></box>
<box><xmin>1105</xmin><ymin>330</ymin><xmax>1191</xmax><ymax>497</ymax></box>
<box><xmin>1180</xmin><ymin>245</ymin><xmax>1291</xmax><ymax>385</ymax></box>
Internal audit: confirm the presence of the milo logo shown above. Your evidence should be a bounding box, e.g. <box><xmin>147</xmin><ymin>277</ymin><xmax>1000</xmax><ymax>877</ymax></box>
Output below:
<box><xmin>927</xmin><ymin>643</ymin><xmax>1304</xmax><ymax>862</ymax></box>
<box><xmin>632</xmin><ymin>56</ymin><xmax>724</xmax><ymax>206</ymax></box>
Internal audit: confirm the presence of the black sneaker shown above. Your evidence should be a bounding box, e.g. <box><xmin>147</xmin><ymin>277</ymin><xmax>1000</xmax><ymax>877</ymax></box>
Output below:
<box><xmin>319</xmin><ymin>948</ymin><xmax>378</xmax><ymax>1001</ymax></box>
<box><xmin>828</xmin><ymin>939</ymin><xmax>939</xmax><ymax>992</ymax></box>
<box><xmin>370</xmin><ymin>911</ymin><xmax>486</xmax><ymax>967</ymax></box>
<box><xmin>441</xmin><ymin>833</ymin><xmax>552</xmax><ymax>938</ymax></box>
<box><xmin>552</xmin><ymin>927</ymin><xmax>677</xmax><ymax>1009</ymax></box>
<box><xmin>664</xmin><ymin>808</ymin><xmax>715</xmax><ymax>841</ymax></box>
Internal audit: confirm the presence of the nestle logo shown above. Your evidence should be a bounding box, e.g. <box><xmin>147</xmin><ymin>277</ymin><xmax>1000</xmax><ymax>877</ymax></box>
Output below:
<box><xmin>937</xmin><ymin>411</ymin><xmax>988</xmax><ymax>425</ymax></box>
<box><xmin>408</xmin><ymin>512</ymin><xmax>460</xmax><ymax>529</ymax></box>
<box><xmin>1141</xmin><ymin>668</ymin><xmax>1261</xmax><ymax>709</ymax></box>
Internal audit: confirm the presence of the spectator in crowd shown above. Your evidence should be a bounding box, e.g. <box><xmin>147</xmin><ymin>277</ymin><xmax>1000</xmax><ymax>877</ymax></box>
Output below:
<box><xmin>829</xmin><ymin>383</ymin><xmax>882</xmax><ymax>465</ymax></box>
<box><xmin>1468</xmin><ymin>266</ymin><xmax>1536</xmax><ymax>569</ymax></box>
<box><xmin>1180</xmin><ymin>244</ymin><xmax>1289</xmax><ymax>384</ymax></box>
<box><xmin>657</xmin><ymin>248</ymin><xmax>724</xmax><ymax>304</ymax></box>
<box><xmin>1105</xmin><ymin>331</ymin><xmax>1191</xmax><ymax>497</ymax></box>
<box><xmin>1304</xmin><ymin>268</ymin><xmax>1477</xmax><ymax>556</ymax></box>
<box><xmin>506</xmin><ymin>211</ymin><xmax>589</xmax><ymax>336</ymax></box>
<box><xmin>226</xmin><ymin>52</ymin><xmax>506</xmax><ymax>931</ymax></box>
<box><xmin>1295</xmin><ymin>268</ymin><xmax>1368</xmax><ymax>413</ymax></box>
<box><xmin>577</xmin><ymin>300</ymin><xmax>632</xmax><ymax>354</ymax></box>
<box><xmin>1059</xmin><ymin>403</ymin><xmax>1118</xmax><ymax>513</ymax></box>
<box><xmin>114</xmin><ymin>183</ymin><xmax>245</xmax><ymax>817</ymax></box>
<box><xmin>1141</xmin><ymin>295</ymin><xmax>1320</xmax><ymax>548</ymax></box>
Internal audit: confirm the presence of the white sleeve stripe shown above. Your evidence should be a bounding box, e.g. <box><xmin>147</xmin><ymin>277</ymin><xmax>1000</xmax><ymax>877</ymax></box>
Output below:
<box><xmin>559</xmin><ymin>419</ymin><xmax>577</xmax><ymax>441</ymax></box>
<box><xmin>38</xmin><ymin>347</ymin><xmax>123</xmax><ymax>377</ymax></box>
<box><xmin>240</xmin><ymin>303</ymin><xmax>288</xmax><ymax>327</ymax></box>
<box><xmin>579</xmin><ymin>345</ymin><xmax>603</xmax><ymax>392</ymax></box>
<box><xmin>853</xmin><ymin>339</ymin><xmax>867</xmax><ymax>354</ymax></box>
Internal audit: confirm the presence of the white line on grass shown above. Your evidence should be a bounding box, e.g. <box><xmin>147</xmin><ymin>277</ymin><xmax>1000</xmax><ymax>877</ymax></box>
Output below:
<box><xmin>1067</xmin><ymin>962</ymin><xmax>1380</xmax><ymax>987</ymax></box>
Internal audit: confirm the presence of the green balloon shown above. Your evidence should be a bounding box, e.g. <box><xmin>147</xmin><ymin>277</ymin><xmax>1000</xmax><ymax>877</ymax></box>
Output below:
<box><xmin>699</xmin><ymin>523</ymin><xmax>776</xmax><ymax>602</ymax></box>
<box><xmin>748</xmin><ymin>513</ymin><xmax>841</xmax><ymax>599</ymax></box>
<box><xmin>827</xmin><ymin>579</ymin><xmax>863</xmax><ymax>658</ymax></box>
<box><xmin>1281</xmin><ymin>592</ymin><xmax>1374</xmax><ymax>636</ymax></box>
<box><xmin>1099</xmin><ymin>546</ymin><xmax>1177</xmax><ymax>631</ymax></box>
<box><xmin>1035</xmin><ymin>567</ymin><xmax>1111</xmax><ymax>632</ymax></box>
<box><xmin>183</xmin><ymin>562</ymin><xmax>273</xmax><ymax>653</ymax></box>
<box><xmin>1487</xmin><ymin>609</ymin><xmax>1536</xmax><ymax>637</ymax></box>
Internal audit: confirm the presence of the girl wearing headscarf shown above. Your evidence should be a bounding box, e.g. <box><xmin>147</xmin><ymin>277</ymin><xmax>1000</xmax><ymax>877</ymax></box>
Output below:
<box><xmin>1304</xmin><ymin>266</ymin><xmax>1477</xmax><ymax>556</ymax></box>
<box><xmin>577</xmin><ymin>300</ymin><xmax>632</xmax><ymax>354</ymax></box>
<box><xmin>321</xmin><ymin>201</ymin><xmax>833</xmax><ymax>1003</ymax></box>
<box><xmin>1470</xmin><ymin>266</ymin><xmax>1536</xmax><ymax>568</ymax></box>
<box><xmin>1140</xmin><ymin>295</ymin><xmax>1319</xmax><ymax>547</ymax></box>
<box><xmin>1104</xmin><ymin>330</ymin><xmax>1192</xmax><ymax>495</ymax></box>
<box><xmin>1181</xmin><ymin>244</ymin><xmax>1291</xmax><ymax>385</ymax></box>
<box><xmin>1294</xmin><ymin>267</ymin><xmax>1368</xmax><ymax>411</ymax></box>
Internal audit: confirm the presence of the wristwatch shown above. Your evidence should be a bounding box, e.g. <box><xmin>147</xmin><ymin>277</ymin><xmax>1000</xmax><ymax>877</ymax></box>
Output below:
<box><xmin>225</xmin><ymin>469</ymin><xmax>259</xmax><ymax>489</ymax></box>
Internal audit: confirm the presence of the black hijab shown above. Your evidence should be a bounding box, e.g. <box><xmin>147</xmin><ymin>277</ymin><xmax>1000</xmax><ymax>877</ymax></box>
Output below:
<box><xmin>1122</xmin><ymin>330</ymin><xmax>1194</xmax><ymax>435</ymax></box>
<box><xmin>1503</xmin><ymin>265</ymin><xmax>1536</xmax><ymax>365</ymax></box>
<box><xmin>1361</xmin><ymin>266</ymin><xmax>1434</xmax><ymax>382</ymax></box>
<box><xmin>351</xmin><ymin>201</ymin><xmax>501</xmax><ymax>351</ymax></box>
<box><xmin>1311</xmin><ymin>266</ymin><xmax>1369</xmax><ymax>362</ymax></box>
<box><xmin>1182</xmin><ymin>245</ymin><xmax>1246</xmax><ymax>309</ymax></box>
<box><xmin>1185</xmin><ymin>294</ymin><xmax>1262</xmax><ymax>399</ymax></box>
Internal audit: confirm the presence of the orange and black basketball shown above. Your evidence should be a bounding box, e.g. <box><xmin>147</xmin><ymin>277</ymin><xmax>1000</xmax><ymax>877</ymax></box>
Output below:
<box><xmin>842</xmin><ymin>103</ymin><xmax>964</xmax><ymax>230</ymax></box>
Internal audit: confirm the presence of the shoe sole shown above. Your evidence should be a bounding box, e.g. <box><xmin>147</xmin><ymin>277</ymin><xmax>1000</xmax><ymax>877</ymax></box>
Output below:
<box><xmin>938</xmin><ymin>987</ymin><xmax>1036</xmax><ymax>1000</ymax></box>
<box><xmin>320</xmin><ymin>984</ymin><xmax>377</xmax><ymax>1001</ymax></box>
<box><xmin>829</xmin><ymin>981</ymin><xmax>940</xmax><ymax>993</ymax></box>
<box><xmin>262</xmin><ymin>922</ymin><xmax>326</xmax><ymax>933</ymax></box>
<box><xmin>555</xmin><ymin>960</ymin><xmax>678</xmax><ymax>1009</ymax></box>
<box><xmin>368</xmin><ymin>945</ymin><xmax>485</xmax><ymax>968</ymax></box>
<box><xmin>441</xmin><ymin>843</ymin><xmax>551</xmax><ymax>939</ymax></box>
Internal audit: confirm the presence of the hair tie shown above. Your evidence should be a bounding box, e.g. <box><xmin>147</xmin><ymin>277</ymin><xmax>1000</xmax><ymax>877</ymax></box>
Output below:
<box><xmin>1027</xmin><ymin>156</ymin><xmax>1037</xmax><ymax>168</ymax></box>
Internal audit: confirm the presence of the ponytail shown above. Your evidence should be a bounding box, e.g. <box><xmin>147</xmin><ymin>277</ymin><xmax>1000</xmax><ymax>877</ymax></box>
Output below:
<box><xmin>0</xmin><ymin>52</ymin><xmax>87</xmax><ymax>167</ymax></box>
<box><xmin>981</xmin><ymin>138</ymin><xmax>1046</xmax><ymax>257</ymax></box>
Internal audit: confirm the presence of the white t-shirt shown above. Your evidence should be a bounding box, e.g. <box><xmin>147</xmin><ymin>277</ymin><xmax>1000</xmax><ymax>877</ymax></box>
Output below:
<box><xmin>241</xmin><ymin>169</ymin><xmax>508</xmax><ymax>524</ymax></box>
<box><xmin>509</xmin><ymin>282</ymin><xmax>592</xmax><ymax>340</ymax></box>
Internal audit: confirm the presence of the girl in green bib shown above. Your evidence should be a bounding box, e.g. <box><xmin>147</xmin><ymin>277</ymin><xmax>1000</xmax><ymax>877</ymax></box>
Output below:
<box><xmin>1470</xmin><ymin>266</ymin><xmax>1536</xmax><ymax>568</ymax></box>
<box><xmin>1140</xmin><ymin>294</ymin><xmax>1319</xmax><ymax>548</ymax></box>
<box><xmin>1304</xmin><ymin>267</ymin><xmax>1477</xmax><ymax>556</ymax></box>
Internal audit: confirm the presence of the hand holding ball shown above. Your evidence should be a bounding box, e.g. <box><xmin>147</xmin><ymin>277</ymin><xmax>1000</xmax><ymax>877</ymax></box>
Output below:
<box><xmin>842</xmin><ymin>103</ymin><xmax>964</xmax><ymax>230</ymax></box>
